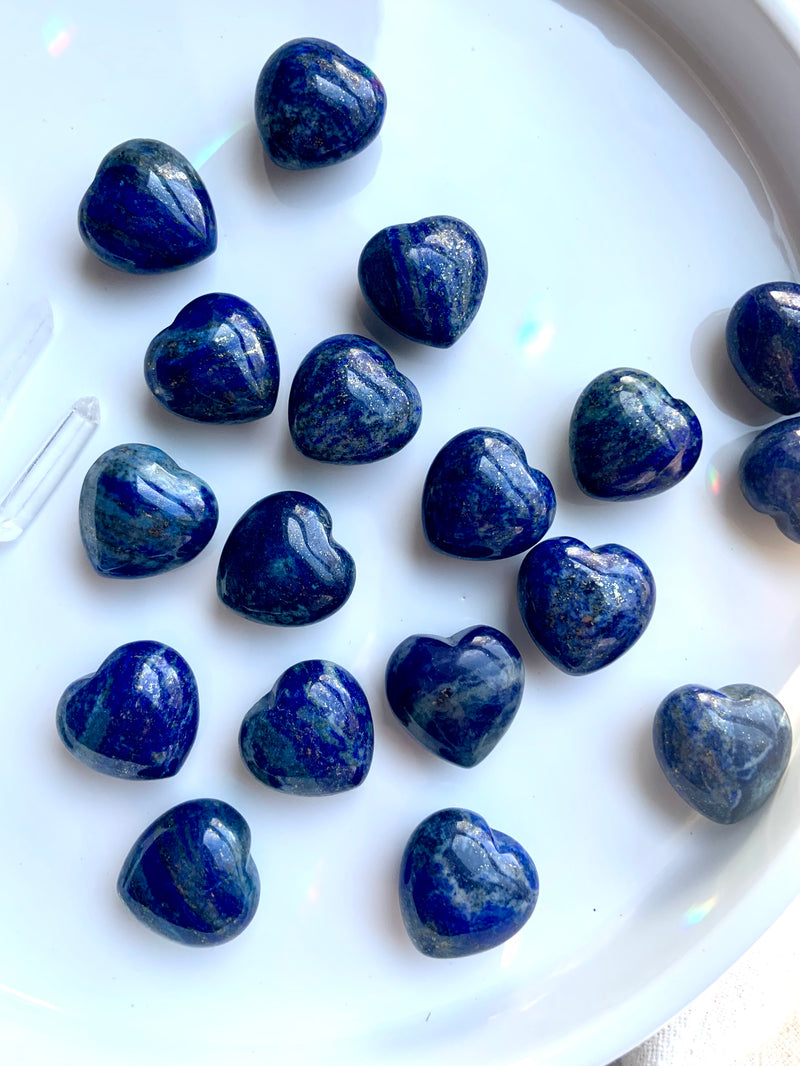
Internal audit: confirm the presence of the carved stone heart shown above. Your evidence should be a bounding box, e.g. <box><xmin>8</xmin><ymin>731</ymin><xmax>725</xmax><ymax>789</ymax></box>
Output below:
<box><xmin>78</xmin><ymin>138</ymin><xmax>216</xmax><ymax>273</ymax></box>
<box><xmin>399</xmin><ymin>807</ymin><xmax>539</xmax><ymax>958</ymax></box>
<box><xmin>79</xmin><ymin>443</ymin><xmax>218</xmax><ymax>578</ymax></box>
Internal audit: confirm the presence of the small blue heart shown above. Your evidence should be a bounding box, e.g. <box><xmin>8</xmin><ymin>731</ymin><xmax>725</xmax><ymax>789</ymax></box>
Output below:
<box><xmin>399</xmin><ymin>808</ymin><xmax>539</xmax><ymax>958</ymax></box>
<box><xmin>727</xmin><ymin>282</ymin><xmax>800</xmax><ymax>414</ymax></box>
<box><xmin>79</xmin><ymin>443</ymin><xmax>219</xmax><ymax>578</ymax></box>
<box><xmin>358</xmin><ymin>215</ymin><xmax>488</xmax><ymax>348</ymax></box>
<box><xmin>78</xmin><ymin>139</ymin><xmax>217</xmax><ymax>274</ymax></box>
<box><xmin>386</xmin><ymin>626</ymin><xmax>524</xmax><ymax>767</ymax></box>
<box><xmin>422</xmin><ymin>427</ymin><xmax>555</xmax><ymax>559</ymax></box>
<box><xmin>517</xmin><ymin>536</ymin><xmax>656</xmax><ymax>674</ymax></box>
<box><xmin>217</xmin><ymin>490</ymin><xmax>355</xmax><ymax>626</ymax></box>
<box><xmin>144</xmin><ymin>293</ymin><xmax>279</xmax><ymax>424</ymax></box>
<box><xmin>118</xmin><ymin>798</ymin><xmax>260</xmax><ymax>946</ymax></box>
<box><xmin>288</xmin><ymin>334</ymin><xmax>421</xmax><ymax>463</ymax></box>
<box><xmin>569</xmin><ymin>368</ymin><xmax>702</xmax><ymax>499</ymax></box>
<box><xmin>57</xmin><ymin>641</ymin><xmax>198</xmax><ymax>780</ymax></box>
<box><xmin>739</xmin><ymin>416</ymin><xmax>800</xmax><ymax>542</ymax></box>
<box><xmin>240</xmin><ymin>660</ymin><xmax>374</xmax><ymax>796</ymax></box>
<box><xmin>255</xmin><ymin>38</ymin><xmax>386</xmax><ymax>170</ymax></box>
<box><xmin>653</xmin><ymin>683</ymin><xmax>792</xmax><ymax>823</ymax></box>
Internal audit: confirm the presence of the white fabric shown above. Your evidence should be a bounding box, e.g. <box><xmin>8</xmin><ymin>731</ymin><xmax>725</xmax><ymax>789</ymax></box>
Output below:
<box><xmin>616</xmin><ymin>895</ymin><xmax>800</xmax><ymax>1065</ymax></box>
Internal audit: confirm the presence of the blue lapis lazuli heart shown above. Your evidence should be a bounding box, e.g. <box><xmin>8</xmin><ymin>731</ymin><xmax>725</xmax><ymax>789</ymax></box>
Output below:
<box><xmin>288</xmin><ymin>334</ymin><xmax>421</xmax><ymax>463</ymax></box>
<box><xmin>255</xmin><ymin>38</ymin><xmax>386</xmax><ymax>170</ymax></box>
<box><xmin>358</xmin><ymin>215</ymin><xmax>488</xmax><ymax>348</ymax></box>
<box><xmin>517</xmin><ymin>536</ymin><xmax>656</xmax><ymax>674</ymax></box>
<box><xmin>240</xmin><ymin>659</ymin><xmax>374</xmax><ymax>796</ymax></box>
<box><xmin>78</xmin><ymin>139</ymin><xmax>217</xmax><ymax>274</ymax></box>
<box><xmin>385</xmin><ymin>625</ymin><xmax>524</xmax><ymax>767</ymax></box>
<box><xmin>653</xmin><ymin>683</ymin><xmax>792</xmax><ymax>823</ymax></box>
<box><xmin>726</xmin><ymin>281</ymin><xmax>800</xmax><ymax>414</ymax></box>
<box><xmin>422</xmin><ymin>427</ymin><xmax>555</xmax><ymax>559</ymax></box>
<box><xmin>569</xmin><ymin>368</ymin><xmax>702</xmax><ymax>500</ymax></box>
<box><xmin>399</xmin><ymin>807</ymin><xmax>539</xmax><ymax>958</ymax></box>
<box><xmin>57</xmin><ymin>640</ymin><xmax>198</xmax><ymax>780</ymax></box>
<box><xmin>79</xmin><ymin>443</ymin><xmax>218</xmax><ymax>578</ymax></box>
<box><xmin>217</xmin><ymin>490</ymin><xmax>355</xmax><ymax>626</ymax></box>
<box><xmin>144</xmin><ymin>293</ymin><xmax>280</xmax><ymax>424</ymax></box>
<box><xmin>118</xmin><ymin>798</ymin><xmax>260</xmax><ymax>946</ymax></box>
<box><xmin>739</xmin><ymin>415</ymin><xmax>800</xmax><ymax>542</ymax></box>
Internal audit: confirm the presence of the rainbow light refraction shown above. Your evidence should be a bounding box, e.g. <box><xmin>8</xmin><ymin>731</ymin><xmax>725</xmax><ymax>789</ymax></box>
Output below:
<box><xmin>708</xmin><ymin>464</ymin><xmax>721</xmax><ymax>495</ymax></box>
<box><xmin>42</xmin><ymin>16</ymin><xmax>74</xmax><ymax>57</ymax></box>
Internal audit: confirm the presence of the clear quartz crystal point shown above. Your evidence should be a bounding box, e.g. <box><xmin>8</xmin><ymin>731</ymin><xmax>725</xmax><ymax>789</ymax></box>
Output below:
<box><xmin>0</xmin><ymin>396</ymin><xmax>100</xmax><ymax>541</ymax></box>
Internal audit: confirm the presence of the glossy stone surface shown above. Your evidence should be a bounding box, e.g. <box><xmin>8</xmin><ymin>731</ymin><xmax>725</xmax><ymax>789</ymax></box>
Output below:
<box><xmin>653</xmin><ymin>683</ymin><xmax>792</xmax><ymax>824</ymax></box>
<box><xmin>422</xmin><ymin>427</ymin><xmax>555</xmax><ymax>560</ymax></box>
<box><xmin>118</xmin><ymin>799</ymin><xmax>259</xmax><ymax>946</ymax></box>
<box><xmin>57</xmin><ymin>641</ymin><xmax>198</xmax><ymax>780</ymax></box>
<box><xmin>79</xmin><ymin>444</ymin><xmax>218</xmax><ymax>578</ymax></box>
<box><xmin>739</xmin><ymin>416</ymin><xmax>800</xmax><ymax>542</ymax></box>
<box><xmin>78</xmin><ymin>139</ymin><xmax>216</xmax><ymax>274</ymax></box>
<box><xmin>569</xmin><ymin>367</ymin><xmax>702</xmax><ymax>499</ymax></box>
<box><xmin>399</xmin><ymin>808</ymin><xmax>538</xmax><ymax>958</ymax></box>
<box><xmin>255</xmin><ymin>38</ymin><xmax>386</xmax><ymax>170</ymax></box>
<box><xmin>240</xmin><ymin>660</ymin><xmax>373</xmax><ymax>796</ymax></box>
<box><xmin>217</xmin><ymin>491</ymin><xmax>355</xmax><ymax>626</ymax></box>
<box><xmin>144</xmin><ymin>293</ymin><xmax>279</xmax><ymax>424</ymax></box>
<box><xmin>358</xmin><ymin>215</ymin><xmax>488</xmax><ymax>348</ymax></box>
<box><xmin>517</xmin><ymin>536</ymin><xmax>655</xmax><ymax>674</ymax></box>
<box><xmin>726</xmin><ymin>282</ymin><xmax>800</xmax><ymax>414</ymax></box>
<box><xmin>386</xmin><ymin>626</ymin><xmax>524</xmax><ymax>767</ymax></box>
<box><xmin>288</xmin><ymin>334</ymin><xmax>421</xmax><ymax>463</ymax></box>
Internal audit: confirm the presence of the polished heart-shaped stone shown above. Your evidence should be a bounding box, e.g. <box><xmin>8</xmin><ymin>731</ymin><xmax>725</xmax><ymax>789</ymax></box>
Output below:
<box><xmin>255</xmin><ymin>37</ymin><xmax>386</xmax><ymax>169</ymax></box>
<box><xmin>726</xmin><ymin>281</ymin><xmax>800</xmax><ymax>414</ymax></box>
<box><xmin>288</xmin><ymin>334</ymin><xmax>421</xmax><ymax>463</ymax></box>
<box><xmin>385</xmin><ymin>626</ymin><xmax>524</xmax><ymax>767</ymax></box>
<box><xmin>118</xmin><ymin>798</ymin><xmax>260</xmax><ymax>946</ymax></box>
<box><xmin>653</xmin><ymin>683</ymin><xmax>792</xmax><ymax>823</ymax></box>
<box><xmin>399</xmin><ymin>808</ymin><xmax>538</xmax><ymax>958</ymax></box>
<box><xmin>144</xmin><ymin>293</ymin><xmax>279</xmax><ymax>424</ymax></box>
<box><xmin>422</xmin><ymin>427</ymin><xmax>555</xmax><ymax>559</ymax></box>
<box><xmin>739</xmin><ymin>416</ymin><xmax>800</xmax><ymax>542</ymax></box>
<box><xmin>217</xmin><ymin>490</ymin><xmax>355</xmax><ymax>625</ymax></box>
<box><xmin>358</xmin><ymin>215</ymin><xmax>488</xmax><ymax>348</ymax></box>
<box><xmin>240</xmin><ymin>660</ymin><xmax>374</xmax><ymax>796</ymax></box>
<box><xmin>57</xmin><ymin>641</ymin><xmax>198</xmax><ymax>780</ymax></box>
<box><xmin>78</xmin><ymin>139</ymin><xmax>217</xmax><ymax>274</ymax></box>
<box><xmin>79</xmin><ymin>443</ymin><xmax>218</xmax><ymax>578</ymax></box>
<box><xmin>569</xmin><ymin>368</ymin><xmax>702</xmax><ymax>499</ymax></box>
<box><xmin>517</xmin><ymin>536</ymin><xmax>656</xmax><ymax>674</ymax></box>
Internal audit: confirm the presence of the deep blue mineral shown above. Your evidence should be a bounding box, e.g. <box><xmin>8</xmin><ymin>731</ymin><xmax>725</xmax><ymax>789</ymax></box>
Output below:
<box><xmin>217</xmin><ymin>490</ymin><xmax>355</xmax><ymax>625</ymax></box>
<box><xmin>254</xmin><ymin>38</ymin><xmax>386</xmax><ymax>170</ymax></box>
<box><xmin>79</xmin><ymin>443</ymin><xmax>218</xmax><ymax>578</ymax></box>
<box><xmin>240</xmin><ymin>660</ymin><xmax>374</xmax><ymax>796</ymax></box>
<box><xmin>653</xmin><ymin>683</ymin><xmax>792</xmax><ymax>823</ymax></box>
<box><xmin>398</xmin><ymin>808</ymin><xmax>539</xmax><ymax>958</ymax></box>
<box><xmin>118</xmin><ymin>798</ymin><xmax>260</xmax><ymax>946</ymax></box>
<box><xmin>78</xmin><ymin>139</ymin><xmax>217</xmax><ymax>274</ymax></box>
<box><xmin>422</xmin><ymin>427</ymin><xmax>555</xmax><ymax>559</ymax></box>
<box><xmin>144</xmin><ymin>293</ymin><xmax>279</xmax><ymax>424</ymax></box>
<box><xmin>569</xmin><ymin>367</ymin><xmax>702</xmax><ymax>499</ymax></box>
<box><xmin>358</xmin><ymin>215</ymin><xmax>488</xmax><ymax>348</ymax></box>
<box><xmin>739</xmin><ymin>416</ymin><xmax>800</xmax><ymax>542</ymax></box>
<box><xmin>57</xmin><ymin>641</ymin><xmax>198</xmax><ymax>780</ymax></box>
<box><xmin>385</xmin><ymin>626</ymin><xmax>524</xmax><ymax>767</ymax></box>
<box><xmin>517</xmin><ymin>536</ymin><xmax>655</xmax><ymax>674</ymax></box>
<box><xmin>726</xmin><ymin>281</ymin><xmax>800</xmax><ymax>414</ymax></box>
<box><xmin>288</xmin><ymin>333</ymin><xmax>421</xmax><ymax>463</ymax></box>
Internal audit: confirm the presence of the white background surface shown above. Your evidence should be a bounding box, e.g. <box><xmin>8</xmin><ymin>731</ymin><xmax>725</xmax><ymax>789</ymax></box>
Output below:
<box><xmin>1</xmin><ymin>1</ymin><xmax>799</xmax><ymax>1064</ymax></box>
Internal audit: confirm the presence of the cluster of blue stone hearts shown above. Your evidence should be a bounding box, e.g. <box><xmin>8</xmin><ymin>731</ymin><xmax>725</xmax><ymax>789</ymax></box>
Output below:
<box><xmin>68</xmin><ymin>35</ymin><xmax>799</xmax><ymax>958</ymax></box>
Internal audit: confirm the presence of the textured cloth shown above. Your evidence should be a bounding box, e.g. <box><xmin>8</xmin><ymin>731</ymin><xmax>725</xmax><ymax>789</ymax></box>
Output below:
<box><xmin>614</xmin><ymin>895</ymin><xmax>800</xmax><ymax>1065</ymax></box>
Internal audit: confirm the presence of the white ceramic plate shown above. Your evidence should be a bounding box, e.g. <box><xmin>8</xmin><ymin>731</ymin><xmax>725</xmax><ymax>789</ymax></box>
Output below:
<box><xmin>1</xmin><ymin>1</ymin><xmax>799</xmax><ymax>1063</ymax></box>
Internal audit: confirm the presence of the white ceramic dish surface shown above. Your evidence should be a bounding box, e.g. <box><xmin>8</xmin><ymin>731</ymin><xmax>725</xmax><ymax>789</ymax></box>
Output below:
<box><xmin>1</xmin><ymin>2</ymin><xmax>799</xmax><ymax>1063</ymax></box>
